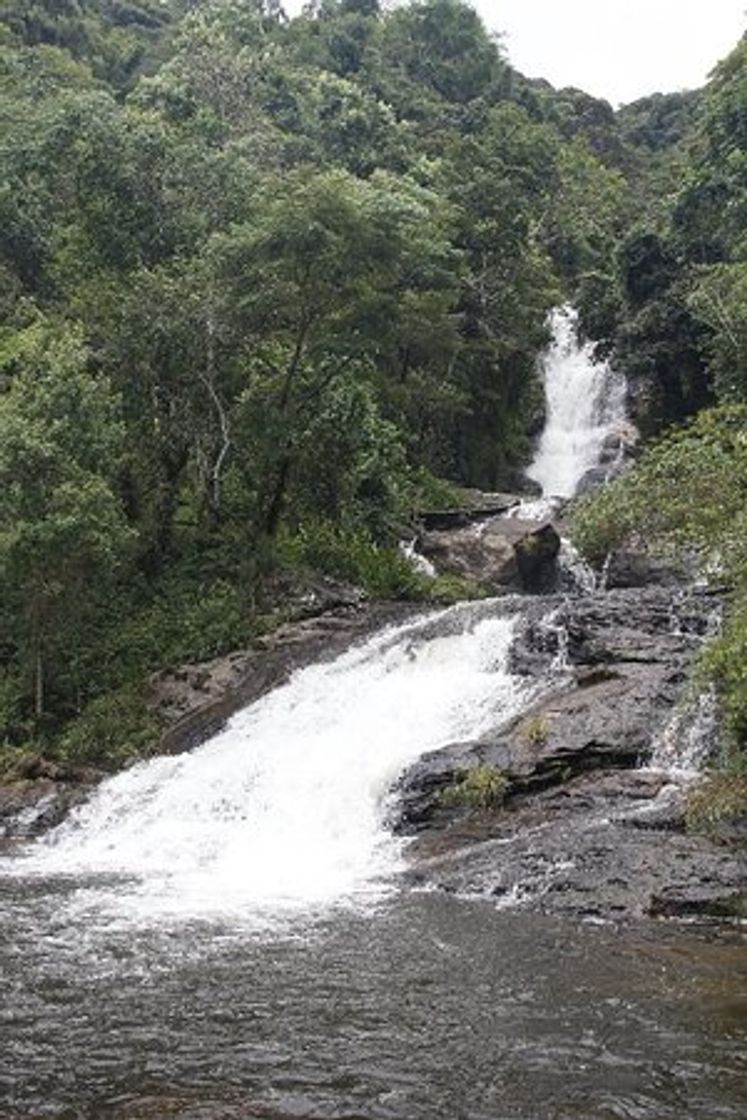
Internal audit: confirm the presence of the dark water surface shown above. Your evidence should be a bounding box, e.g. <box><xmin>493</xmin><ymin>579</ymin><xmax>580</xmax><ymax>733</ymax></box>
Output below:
<box><xmin>1</xmin><ymin>880</ymin><xmax>745</xmax><ymax>1120</ymax></box>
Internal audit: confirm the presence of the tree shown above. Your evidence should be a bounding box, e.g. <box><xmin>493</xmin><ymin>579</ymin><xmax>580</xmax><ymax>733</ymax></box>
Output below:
<box><xmin>690</xmin><ymin>261</ymin><xmax>747</xmax><ymax>402</ymax></box>
<box><xmin>0</xmin><ymin>323</ymin><xmax>131</xmax><ymax>729</ymax></box>
<box><xmin>211</xmin><ymin>166</ymin><xmax>461</xmax><ymax>536</ymax></box>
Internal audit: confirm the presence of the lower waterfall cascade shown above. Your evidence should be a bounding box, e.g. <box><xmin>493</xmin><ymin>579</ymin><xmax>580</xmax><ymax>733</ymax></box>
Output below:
<box><xmin>12</xmin><ymin>607</ymin><xmax>536</xmax><ymax>925</ymax></box>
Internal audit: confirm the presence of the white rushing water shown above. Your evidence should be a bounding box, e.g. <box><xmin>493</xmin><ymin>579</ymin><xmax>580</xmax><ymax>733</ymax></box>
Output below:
<box><xmin>14</xmin><ymin>606</ymin><xmax>533</xmax><ymax>926</ymax></box>
<box><xmin>399</xmin><ymin>536</ymin><xmax>437</xmax><ymax>578</ymax></box>
<box><xmin>526</xmin><ymin>306</ymin><xmax>628</xmax><ymax>500</ymax></box>
<box><xmin>647</xmin><ymin>688</ymin><xmax>720</xmax><ymax>777</ymax></box>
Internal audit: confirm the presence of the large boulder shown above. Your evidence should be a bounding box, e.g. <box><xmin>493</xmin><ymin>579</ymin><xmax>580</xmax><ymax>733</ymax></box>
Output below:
<box><xmin>418</xmin><ymin>517</ymin><xmax>560</xmax><ymax>592</ymax></box>
<box><xmin>514</xmin><ymin>522</ymin><xmax>561</xmax><ymax>592</ymax></box>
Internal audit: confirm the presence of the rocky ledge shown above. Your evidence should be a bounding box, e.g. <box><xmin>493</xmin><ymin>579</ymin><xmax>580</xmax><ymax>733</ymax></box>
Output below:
<box><xmin>392</xmin><ymin>584</ymin><xmax>746</xmax><ymax>921</ymax></box>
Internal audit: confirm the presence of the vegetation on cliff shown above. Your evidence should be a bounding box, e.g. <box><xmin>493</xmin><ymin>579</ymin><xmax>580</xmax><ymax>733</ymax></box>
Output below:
<box><xmin>573</xmin><ymin>405</ymin><xmax>747</xmax><ymax>767</ymax></box>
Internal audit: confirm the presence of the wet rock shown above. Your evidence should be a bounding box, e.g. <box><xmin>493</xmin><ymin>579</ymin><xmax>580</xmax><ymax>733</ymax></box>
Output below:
<box><xmin>403</xmin><ymin>771</ymin><xmax>746</xmax><ymax>921</ymax></box>
<box><xmin>617</xmin><ymin>782</ymin><xmax>686</xmax><ymax>831</ymax></box>
<box><xmin>417</xmin><ymin>522</ymin><xmax>517</xmax><ymax>586</ymax></box>
<box><xmin>575</xmin><ymin>465</ymin><xmax>611</xmax><ymax>497</ymax></box>
<box><xmin>0</xmin><ymin>778</ymin><xmax>93</xmax><ymax>841</ymax></box>
<box><xmin>649</xmin><ymin>880</ymin><xmax>747</xmax><ymax>919</ymax></box>
<box><xmin>604</xmin><ymin>549</ymin><xmax>680</xmax><ymax>589</ymax></box>
<box><xmin>599</xmin><ymin>422</ymin><xmax>639</xmax><ymax>465</ymax></box>
<box><xmin>416</xmin><ymin>490</ymin><xmax>522</xmax><ymax>532</ymax></box>
<box><xmin>418</xmin><ymin>517</ymin><xmax>560</xmax><ymax>592</ymax></box>
<box><xmin>514</xmin><ymin>523</ymin><xmax>561</xmax><ymax>592</ymax></box>
<box><xmin>394</xmin><ymin>584</ymin><xmax>742</xmax><ymax>921</ymax></box>
<box><xmin>393</xmin><ymin>661</ymin><xmax>668</xmax><ymax>834</ymax></box>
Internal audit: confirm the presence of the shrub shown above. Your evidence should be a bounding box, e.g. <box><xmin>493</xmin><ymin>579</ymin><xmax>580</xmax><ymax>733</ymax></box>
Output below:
<box><xmin>520</xmin><ymin>714</ymin><xmax>549</xmax><ymax>745</ymax></box>
<box><xmin>686</xmin><ymin>773</ymin><xmax>747</xmax><ymax>831</ymax></box>
<box><xmin>56</xmin><ymin>685</ymin><xmax>160</xmax><ymax>770</ymax></box>
<box><xmin>438</xmin><ymin>764</ymin><xmax>510</xmax><ymax>810</ymax></box>
<box><xmin>278</xmin><ymin>519</ymin><xmax>431</xmax><ymax>599</ymax></box>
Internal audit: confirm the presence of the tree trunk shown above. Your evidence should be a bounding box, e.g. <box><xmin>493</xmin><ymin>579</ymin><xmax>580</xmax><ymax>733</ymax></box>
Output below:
<box><xmin>35</xmin><ymin>646</ymin><xmax>44</xmax><ymax>724</ymax></box>
<box><xmin>263</xmin><ymin>455</ymin><xmax>292</xmax><ymax>538</ymax></box>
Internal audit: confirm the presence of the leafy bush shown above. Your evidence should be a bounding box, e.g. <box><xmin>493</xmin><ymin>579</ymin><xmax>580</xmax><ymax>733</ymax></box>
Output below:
<box><xmin>407</xmin><ymin>467</ymin><xmax>470</xmax><ymax>512</ymax></box>
<box><xmin>438</xmin><ymin>764</ymin><xmax>510</xmax><ymax>810</ymax></box>
<box><xmin>520</xmin><ymin>714</ymin><xmax>549</xmax><ymax>745</ymax></box>
<box><xmin>427</xmin><ymin>574</ymin><xmax>489</xmax><ymax>603</ymax></box>
<box><xmin>571</xmin><ymin>405</ymin><xmax>747</xmax><ymax>574</ymax></box>
<box><xmin>56</xmin><ymin>685</ymin><xmax>160</xmax><ymax>770</ymax></box>
<box><xmin>700</xmin><ymin>601</ymin><xmax>747</xmax><ymax>755</ymax></box>
<box><xmin>278</xmin><ymin>519</ymin><xmax>431</xmax><ymax>600</ymax></box>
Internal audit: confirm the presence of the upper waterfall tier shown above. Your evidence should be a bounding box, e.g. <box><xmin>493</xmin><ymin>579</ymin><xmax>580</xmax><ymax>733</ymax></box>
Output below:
<box><xmin>526</xmin><ymin>307</ymin><xmax>628</xmax><ymax>499</ymax></box>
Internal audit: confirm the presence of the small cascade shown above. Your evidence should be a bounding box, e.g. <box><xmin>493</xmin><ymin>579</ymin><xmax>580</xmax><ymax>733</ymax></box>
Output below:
<box><xmin>647</xmin><ymin>689</ymin><xmax>720</xmax><ymax>777</ymax></box>
<box><xmin>534</xmin><ymin>606</ymin><xmax>571</xmax><ymax>672</ymax></box>
<box><xmin>557</xmin><ymin>538</ymin><xmax>598</xmax><ymax>595</ymax></box>
<box><xmin>526</xmin><ymin>306</ymin><xmax>628</xmax><ymax>500</ymax></box>
<box><xmin>399</xmin><ymin>537</ymin><xmax>437</xmax><ymax>578</ymax></box>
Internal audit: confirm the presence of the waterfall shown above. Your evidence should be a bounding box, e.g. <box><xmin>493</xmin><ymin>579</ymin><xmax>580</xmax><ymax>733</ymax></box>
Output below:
<box><xmin>399</xmin><ymin>537</ymin><xmax>437</xmax><ymax>578</ymax></box>
<box><xmin>647</xmin><ymin>688</ymin><xmax>720</xmax><ymax>776</ymax></box>
<box><xmin>14</xmin><ymin>605</ymin><xmax>533</xmax><ymax>925</ymax></box>
<box><xmin>526</xmin><ymin>306</ymin><xmax>628</xmax><ymax>500</ymax></box>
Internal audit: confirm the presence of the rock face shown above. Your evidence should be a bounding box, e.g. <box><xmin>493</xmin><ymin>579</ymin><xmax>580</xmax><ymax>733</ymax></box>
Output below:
<box><xmin>418</xmin><ymin>517</ymin><xmax>561</xmax><ymax>592</ymax></box>
<box><xmin>393</xmin><ymin>585</ymin><xmax>746</xmax><ymax>921</ymax></box>
<box><xmin>150</xmin><ymin>583</ymin><xmax>413</xmax><ymax>757</ymax></box>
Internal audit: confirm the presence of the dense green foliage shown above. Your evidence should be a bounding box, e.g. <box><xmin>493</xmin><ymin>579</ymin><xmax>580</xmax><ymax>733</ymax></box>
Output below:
<box><xmin>1</xmin><ymin>0</ymin><xmax>744</xmax><ymax>770</ymax></box>
<box><xmin>576</xmin><ymin>37</ymin><xmax>747</xmax><ymax>433</ymax></box>
<box><xmin>570</xmin><ymin>38</ymin><xmax>747</xmax><ymax>788</ymax></box>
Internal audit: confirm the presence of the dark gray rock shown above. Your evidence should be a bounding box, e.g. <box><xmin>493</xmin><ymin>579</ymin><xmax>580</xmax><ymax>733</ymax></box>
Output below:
<box><xmin>418</xmin><ymin>517</ymin><xmax>561</xmax><ymax>593</ymax></box>
<box><xmin>514</xmin><ymin>523</ymin><xmax>561</xmax><ymax>592</ymax></box>
<box><xmin>393</xmin><ymin>584</ymin><xmax>743</xmax><ymax>921</ymax></box>
<box><xmin>604</xmin><ymin>549</ymin><xmax>680</xmax><ymax>589</ymax></box>
<box><xmin>575</xmin><ymin>465</ymin><xmax>611</xmax><ymax>497</ymax></box>
<box><xmin>403</xmin><ymin>771</ymin><xmax>745</xmax><ymax>921</ymax></box>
